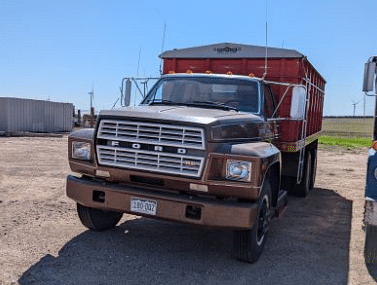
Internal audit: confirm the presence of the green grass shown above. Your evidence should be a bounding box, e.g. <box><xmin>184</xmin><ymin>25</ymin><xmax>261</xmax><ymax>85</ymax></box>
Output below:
<box><xmin>318</xmin><ymin>135</ymin><xmax>372</xmax><ymax>148</ymax></box>
<box><xmin>319</xmin><ymin>117</ymin><xmax>373</xmax><ymax>148</ymax></box>
<box><xmin>322</xmin><ymin>117</ymin><xmax>373</xmax><ymax>138</ymax></box>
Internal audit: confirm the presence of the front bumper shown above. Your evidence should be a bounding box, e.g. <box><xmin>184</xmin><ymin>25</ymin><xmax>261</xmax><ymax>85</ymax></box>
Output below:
<box><xmin>66</xmin><ymin>175</ymin><xmax>258</xmax><ymax>229</ymax></box>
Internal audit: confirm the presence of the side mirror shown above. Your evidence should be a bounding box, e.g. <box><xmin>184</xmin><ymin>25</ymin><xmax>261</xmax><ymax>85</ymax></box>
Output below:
<box><xmin>290</xmin><ymin>86</ymin><xmax>306</xmax><ymax>119</ymax></box>
<box><xmin>363</xmin><ymin>61</ymin><xmax>376</xmax><ymax>92</ymax></box>
<box><xmin>124</xmin><ymin>79</ymin><xmax>132</xmax><ymax>106</ymax></box>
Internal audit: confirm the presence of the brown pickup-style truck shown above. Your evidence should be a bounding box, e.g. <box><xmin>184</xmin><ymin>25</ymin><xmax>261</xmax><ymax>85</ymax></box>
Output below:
<box><xmin>66</xmin><ymin>43</ymin><xmax>325</xmax><ymax>263</ymax></box>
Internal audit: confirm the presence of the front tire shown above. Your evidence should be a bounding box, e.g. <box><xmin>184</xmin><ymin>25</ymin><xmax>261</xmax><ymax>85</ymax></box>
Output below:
<box><xmin>233</xmin><ymin>179</ymin><xmax>271</xmax><ymax>263</ymax></box>
<box><xmin>77</xmin><ymin>203</ymin><xmax>123</xmax><ymax>231</ymax></box>
<box><xmin>365</xmin><ymin>225</ymin><xmax>377</xmax><ymax>264</ymax></box>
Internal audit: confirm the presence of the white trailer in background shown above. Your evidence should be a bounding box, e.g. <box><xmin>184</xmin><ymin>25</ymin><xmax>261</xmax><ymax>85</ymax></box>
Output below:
<box><xmin>0</xmin><ymin>97</ymin><xmax>74</xmax><ymax>135</ymax></box>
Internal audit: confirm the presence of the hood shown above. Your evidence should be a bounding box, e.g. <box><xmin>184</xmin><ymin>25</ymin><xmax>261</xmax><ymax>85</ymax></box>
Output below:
<box><xmin>99</xmin><ymin>105</ymin><xmax>260</xmax><ymax>125</ymax></box>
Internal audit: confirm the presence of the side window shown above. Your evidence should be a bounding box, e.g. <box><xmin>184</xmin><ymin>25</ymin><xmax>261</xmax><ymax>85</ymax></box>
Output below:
<box><xmin>263</xmin><ymin>85</ymin><xmax>276</xmax><ymax>118</ymax></box>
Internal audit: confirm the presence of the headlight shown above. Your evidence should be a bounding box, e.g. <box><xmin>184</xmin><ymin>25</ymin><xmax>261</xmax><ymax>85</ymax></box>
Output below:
<box><xmin>72</xmin><ymin>141</ymin><xmax>91</xmax><ymax>161</ymax></box>
<box><xmin>226</xmin><ymin>160</ymin><xmax>252</xmax><ymax>182</ymax></box>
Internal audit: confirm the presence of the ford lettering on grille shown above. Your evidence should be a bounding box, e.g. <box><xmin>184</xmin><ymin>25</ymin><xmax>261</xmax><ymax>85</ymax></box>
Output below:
<box><xmin>96</xmin><ymin>120</ymin><xmax>206</xmax><ymax>177</ymax></box>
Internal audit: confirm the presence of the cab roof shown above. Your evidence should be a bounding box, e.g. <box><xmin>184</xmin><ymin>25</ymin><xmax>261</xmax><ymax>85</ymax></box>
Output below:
<box><xmin>161</xmin><ymin>72</ymin><xmax>263</xmax><ymax>82</ymax></box>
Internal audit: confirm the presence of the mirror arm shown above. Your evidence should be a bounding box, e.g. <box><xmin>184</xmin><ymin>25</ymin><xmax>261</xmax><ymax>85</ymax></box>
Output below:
<box><xmin>271</xmin><ymin>85</ymin><xmax>293</xmax><ymax>118</ymax></box>
<box><xmin>132</xmin><ymin>78</ymin><xmax>144</xmax><ymax>98</ymax></box>
<box><xmin>365</xmin><ymin>92</ymin><xmax>377</xmax><ymax>97</ymax></box>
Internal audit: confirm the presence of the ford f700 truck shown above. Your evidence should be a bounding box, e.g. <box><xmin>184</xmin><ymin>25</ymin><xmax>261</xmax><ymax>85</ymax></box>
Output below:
<box><xmin>363</xmin><ymin>56</ymin><xmax>377</xmax><ymax>264</ymax></box>
<box><xmin>66</xmin><ymin>43</ymin><xmax>325</xmax><ymax>263</ymax></box>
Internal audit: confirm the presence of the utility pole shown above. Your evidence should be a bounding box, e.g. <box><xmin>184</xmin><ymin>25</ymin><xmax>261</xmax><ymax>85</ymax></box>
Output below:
<box><xmin>364</xmin><ymin>93</ymin><xmax>366</xmax><ymax>118</ymax></box>
<box><xmin>88</xmin><ymin>89</ymin><xmax>95</xmax><ymax>128</ymax></box>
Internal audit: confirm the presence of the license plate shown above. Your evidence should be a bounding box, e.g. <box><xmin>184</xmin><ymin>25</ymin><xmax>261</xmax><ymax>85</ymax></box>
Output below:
<box><xmin>131</xmin><ymin>197</ymin><xmax>157</xmax><ymax>216</ymax></box>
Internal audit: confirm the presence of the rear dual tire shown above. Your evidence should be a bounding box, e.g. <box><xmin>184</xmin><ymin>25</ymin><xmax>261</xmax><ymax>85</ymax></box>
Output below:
<box><xmin>289</xmin><ymin>149</ymin><xmax>316</xmax><ymax>197</ymax></box>
<box><xmin>309</xmin><ymin>149</ymin><xmax>317</xmax><ymax>190</ymax></box>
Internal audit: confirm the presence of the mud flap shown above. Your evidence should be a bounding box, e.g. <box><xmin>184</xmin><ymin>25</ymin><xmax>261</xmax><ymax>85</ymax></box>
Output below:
<box><xmin>273</xmin><ymin>190</ymin><xmax>288</xmax><ymax>219</ymax></box>
<box><xmin>364</xmin><ymin>198</ymin><xmax>377</xmax><ymax>264</ymax></box>
<box><xmin>365</xmin><ymin>198</ymin><xmax>377</xmax><ymax>227</ymax></box>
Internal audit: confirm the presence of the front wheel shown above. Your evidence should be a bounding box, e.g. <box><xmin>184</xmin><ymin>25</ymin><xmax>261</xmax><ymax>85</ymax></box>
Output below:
<box><xmin>365</xmin><ymin>225</ymin><xmax>377</xmax><ymax>264</ymax></box>
<box><xmin>77</xmin><ymin>203</ymin><xmax>123</xmax><ymax>231</ymax></box>
<box><xmin>233</xmin><ymin>179</ymin><xmax>271</xmax><ymax>263</ymax></box>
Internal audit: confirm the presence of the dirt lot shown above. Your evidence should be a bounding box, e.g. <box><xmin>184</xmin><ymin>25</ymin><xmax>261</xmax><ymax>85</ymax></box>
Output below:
<box><xmin>0</xmin><ymin>136</ymin><xmax>376</xmax><ymax>284</ymax></box>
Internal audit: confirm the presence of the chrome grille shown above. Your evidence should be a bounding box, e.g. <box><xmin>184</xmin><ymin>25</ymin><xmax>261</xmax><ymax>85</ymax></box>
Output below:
<box><xmin>98</xmin><ymin>120</ymin><xmax>205</xmax><ymax>149</ymax></box>
<box><xmin>96</xmin><ymin>119</ymin><xmax>206</xmax><ymax>177</ymax></box>
<box><xmin>97</xmin><ymin>146</ymin><xmax>204</xmax><ymax>177</ymax></box>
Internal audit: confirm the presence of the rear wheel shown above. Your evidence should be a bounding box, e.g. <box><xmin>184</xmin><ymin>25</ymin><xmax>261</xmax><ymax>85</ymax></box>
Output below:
<box><xmin>309</xmin><ymin>149</ymin><xmax>317</xmax><ymax>190</ymax></box>
<box><xmin>290</xmin><ymin>151</ymin><xmax>312</xmax><ymax>197</ymax></box>
<box><xmin>77</xmin><ymin>203</ymin><xmax>123</xmax><ymax>231</ymax></box>
<box><xmin>365</xmin><ymin>225</ymin><xmax>377</xmax><ymax>264</ymax></box>
<box><xmin>233</xmin><ymin>179</ymin><xmax>271</xmax><ymax>263</ymax></box>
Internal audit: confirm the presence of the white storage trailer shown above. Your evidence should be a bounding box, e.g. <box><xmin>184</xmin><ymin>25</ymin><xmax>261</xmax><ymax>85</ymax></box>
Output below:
<box><xmin>0</xmin><ymin>97</ymin><xmax>74</xmax><ymax>134</ymax></box>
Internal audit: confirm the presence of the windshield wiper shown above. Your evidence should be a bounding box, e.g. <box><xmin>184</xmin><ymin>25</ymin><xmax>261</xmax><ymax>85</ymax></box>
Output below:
<box><xmin>146</xmin><ymin>100</ymin><xmax>238</xmax><ymax>111</ymax></box>
<box><xmin>191</xmin><ymin>101</ymin><xmax>239</xmax><ymax>112</ymax></box>
<box><xmin>147</xmin><ymin>99</ymin><xmax>179</xmax><ymax>105</ymax></box>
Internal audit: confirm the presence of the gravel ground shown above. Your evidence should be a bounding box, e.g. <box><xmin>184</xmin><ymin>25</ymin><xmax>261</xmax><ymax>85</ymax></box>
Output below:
<box><xmin>0</xmin><ymin>136</ymin><xmax>376</xmax><ymax>284</ymax></box>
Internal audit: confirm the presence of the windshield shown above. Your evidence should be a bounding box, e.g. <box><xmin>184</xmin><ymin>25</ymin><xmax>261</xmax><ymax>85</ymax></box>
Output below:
<box><xmin>141</xmin><ymin>76</ymin><xmax>260</xmax><ymax>113</ymax></box>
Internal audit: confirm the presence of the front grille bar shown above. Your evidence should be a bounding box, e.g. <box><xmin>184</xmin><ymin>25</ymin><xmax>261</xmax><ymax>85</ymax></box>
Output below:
<box><xmin>97</xmin><ymin>145</ymin><xmax>205</xmax><ymax>177</ymax></box>
<box><xmin>98</xmin><ymin>120</ymin><xmax>205</xmax><ymax>150</ymax></box>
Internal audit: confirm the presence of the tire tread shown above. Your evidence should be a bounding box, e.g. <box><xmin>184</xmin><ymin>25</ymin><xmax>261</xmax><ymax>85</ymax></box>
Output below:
<box><xmin>233</xmin><ymin>180</ymin><xmax>271</xmax><ymax>263</ymax></box>
<box><xmin>289</xmin><ymin>151</ymin><xmax>312</xmax><ymax>197</ymax></box>
<box><xmin>77</xmin><ymin>203</ymin><xmax>123</xmax><ymax>231</ymax></box>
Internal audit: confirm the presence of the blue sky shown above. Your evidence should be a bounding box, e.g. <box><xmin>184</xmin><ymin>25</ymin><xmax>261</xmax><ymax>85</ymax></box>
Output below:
<box><xmin>1</xmin><ymin>0</ymin><xmax>377</xmax><ymax>115</ymax></box>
